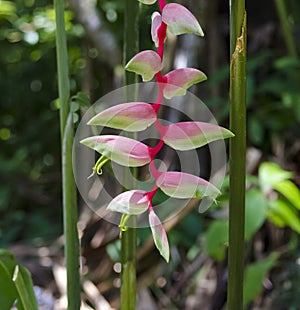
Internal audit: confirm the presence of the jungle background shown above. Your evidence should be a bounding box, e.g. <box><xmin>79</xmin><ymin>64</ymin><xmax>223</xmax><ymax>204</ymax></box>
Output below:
<box><xmin>1</xmin><ymin>0</ymin><xmax>300</xmax><ymax>309</ymax></box>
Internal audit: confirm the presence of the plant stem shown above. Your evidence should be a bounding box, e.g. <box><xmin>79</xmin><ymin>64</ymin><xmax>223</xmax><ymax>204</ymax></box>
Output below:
<box><xmin>54</xmin><ymin>1</ymin><xmax>80</xmax><ymax>309</ymax></box>
<box><xmin>228</xmin><ymin>0</ymin><xmax>246</xmax><ymax>309</ymax></box>
<box><xmin>120</xmin><ymin>0</ymin><xmax>139</xmax><ymax>309</ymax></box>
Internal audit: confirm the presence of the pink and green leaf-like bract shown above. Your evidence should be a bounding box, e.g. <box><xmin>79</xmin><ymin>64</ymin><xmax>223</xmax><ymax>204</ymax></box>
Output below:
<box><xmin>156</xmin><ymin>171</ymin><xmax>221</xmax><ymax>199</ymax></box>
<box><xmin>88</xmin><ymin>102</ymin><xmax>157</xmax><ymax>131</ymax></box>
<box><xmin>162</xmin><ymin>121</ymin><xmax>234</xmax><ymax>151</ymax></box>
<box><xmin>107</xmin><ymin>190</ymin><xmax>149</xmax><ymax>215</ymax></box>
<box><xmin>163</xmin><ymin>68</ymin><xmax>207</xmax><ymax>99</ymax></box>
<box><xmin>149</xmin><ymin>209</ymin><xmax>170</xmax><ymax>262</ymax></box>
<box><xmin>151</xmin><ymin>12</ymin><xmax>163</xmax><ymax>47</ymax></box>
<box><xmin>162</xmin><ymin>3</ymin><xmax>204</xmax><ymax>37</ymax></box>
<box><xmin>80</xmin><ymin>135</ymin><xmax>151</xmax><ymax>167</ymax></box>
<box><xmin>125</xmin><ymin>50</ymin><xmax>162</xmax><ymax>82</ymax></box>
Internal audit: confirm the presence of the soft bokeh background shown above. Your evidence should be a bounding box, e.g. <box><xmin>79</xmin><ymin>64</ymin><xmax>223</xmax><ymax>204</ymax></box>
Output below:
<box><xmin>1</xmin><ymin>0</ymin><xmax>300</xmax><ymax>309</ymax></box>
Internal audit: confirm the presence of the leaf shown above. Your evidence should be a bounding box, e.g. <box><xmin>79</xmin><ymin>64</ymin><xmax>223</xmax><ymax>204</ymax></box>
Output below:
<box><xmin>243</xmin><ymin>253</ymin><xmax>278</xmax><ymax>306</ymax></box>
<box><xmin>149</xmin><ymin>210</ymin><xmax>170</xmax><ymax>262</ymax></box>
<box><xmin>244</xmin><ymin>189</ymin><xmax>267</xmax><ymax>241</ymax></box>
<box><xmin>259</xmin><ymin>162</ymin><xmax>292</xmax><ymax>191</ymax></box>
<box><xmin>163</xmin><ymin>68</ymin><xmax>207</xmax><ymax>99</ymax></box>
<box><xmin>81</xmin><ymin>135</ymin><xmax>151</xmax><ymax>167</ymax></box>
<box><xmin>273</xmin><ymin>180</ymin><xmax>300</xmax><ymax>210</ymax></box>
<box><xmin>88</xmin><ymin>102</ymin><xmax>157</xmax><ymax>131</ymax></box>
<box><xmin>156</xmin><ymin>171</ymin><xmax>220</xmax><ymax>199</ymax></box>
<box><xmin>268</xmin><ymin>199</ymin><xmax>300</xmax><ymax>233</ymax></box>
<box><xmin>125</xmin><ymin>50</ymin><xmax>162</xmax><ymax>82</ymax></box>
<box><xmin>151</xmin><ymin>12</ymin><xmax>162</xmax><ymax>47</ymax></box>
<box><xmin>204</xmin><ymin>220</ymin><xmax>228</xmax><ymax>261</ymax></box>
<box><xmin>162</xmin><ymin>3</ymin><xmax>204</xmax><ymax>37</ymax></box>
<box><xmin>13</xmin><ymin>265</ymin><xmax>38</xmax><ymax>310</ymax></box>
<box><xmin>138</xmin><ymin>0</ymin><xmax>157</xmax><ymax>5</ymax></box>
<box><xmin>107</xmin><ymin>190</ymin><xmax>149</xmax><ymax>215</ymax></box>
<box><xmin>0</xmin><ymin>258</ymin><xmax>18</xmax><ymax>309</ymax></box>
<box><xmin>162</xmin><ymin>121</ymin><xmax>234</xmax><ymax>151</ymax></box>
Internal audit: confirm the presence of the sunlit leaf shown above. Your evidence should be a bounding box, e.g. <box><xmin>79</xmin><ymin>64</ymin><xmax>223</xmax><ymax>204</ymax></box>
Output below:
<box><xmin>162</xmin><ymin>3</ymin><xmax>204</xmax><ymax>36</ymax></box>
<box><xmin>268</xmin><ymin>199</ymin><xmax>300</xmax><ymax>234</ymax></box>
<box><xmin>163</xmin><ymin>68</ymin><xmax>207</xmax><ymax>99</ymax></box>
<box><xmin>162</xmin><ymin>121</ymin><xmax>234</xmax><ymax>151</ymax></box>
<box><xmin>273</xmin><ymin>180</ymin><xmax>300</xmax><ymax>210</ymax></box>
<box><xmin>151</xmin><ymin>12</ymin><xmax>162</xmax><ymax>47</ymax></box>
<box><xmin>107</xmin><ymin>190</ymin><xmax>149</xmax><ymax>215</ymax></box>
<box><xmin>88</xmin><ymin>102</ymin><xmax>157</xmax><ymax>131</ymax></box>
<box><xmin>81</xmin><ymin>135</ymin><xmax>151</xmax><ymax>167</ymax></box>
<box><xmin>259</xmin><ymin>162</ymin><xmax>292</xmax><ymax>191</ymax></box>
<box><xmin>125</xmin><ymin>50</ymin><xmax>162</xmax><ymax>82</ymax></box>
<box><xmin>149</xmin><ymin>210</ymin><xmax>170</xmax><ymax>262</ymax></box>
<box><xmin>156</xmin><ymin>171</ymin><xmax>220</xmax><ymax>199</ymax></box>
<box><xmin>138</xmin><ymin>0</ymin><xmax>157</xmax><ymax>5</ymax></box>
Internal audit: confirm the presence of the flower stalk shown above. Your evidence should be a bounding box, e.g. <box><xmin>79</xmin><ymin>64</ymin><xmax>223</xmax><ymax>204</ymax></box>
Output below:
<box><xmin>228</xmin><ymin>0</ymin><xmax>247</xmax><ymax>309</ymax></box>
<box><xmin>54</xmin><ymin>0</ymin><xmax>80</xmax><ymax>309</ymax></box>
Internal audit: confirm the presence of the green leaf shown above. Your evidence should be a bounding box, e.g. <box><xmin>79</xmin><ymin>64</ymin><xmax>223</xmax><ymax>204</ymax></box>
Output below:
<box><xmin>204</xmin><ymin>220</ymin><xmax>228</xmax><ymax>261</ymax></box>
<box><xmin>273</xmin><ymin>180</ymin><xmax>300</xmax><ymax>210</ymax></box>
<box><xmin>259</xmin><ymin>162</ymin><xmax>292</xmax><ymax>191</ymax></box>
<box><xmin>243</xmin><ymin>253</ymin><xmax>278</xmax><ymax>306</ymax></box>
<box><xmin>244</xmin><ymin>189</ymin><xmax>267</xmax><ymax>241</ymax></box>
<box><xmin>268</xmin><ymin>199</ymin><xmax>300</xmax><ymax>233</ymax></box>
<box><xmin>0</xmin><ymin>259</ymin><xmax>18</xmax><ymax>309</ymax></box>
<box><xmin>13</xmin><ymin>265</ymin><xmax>38</xmax><ymax>310</ymax></box>
<box><xmin>149</xmin><ymin>210</ymin><xmax>170</xmax><ymax>262</ymax></box>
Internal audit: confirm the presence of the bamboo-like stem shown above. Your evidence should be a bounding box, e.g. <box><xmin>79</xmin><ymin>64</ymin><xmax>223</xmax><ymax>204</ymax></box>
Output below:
<box><xmin>54</xmin><ymin>1</ymin><xmax>81</xmax><ymax>309</ymax></box>
<box><xmin>120</xmin><ymin>0</ymin><xmax>139</xmax><ymax>309</ymax></box>
<box><xmin>274</xmin><ymin>0</ymin><xmax>298</xmax><ymax>58</ymax></box>
<box><xmin>228</xmin><ymin>0</ymin><xmax>246</xmax><ymax>309</ymax></box>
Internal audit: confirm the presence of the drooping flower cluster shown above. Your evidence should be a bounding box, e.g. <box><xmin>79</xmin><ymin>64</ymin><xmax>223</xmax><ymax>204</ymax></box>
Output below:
<box><xmin>81</xmin><ymin>0</ymin><xmax>234</xmax><ymax>262</ymax></box>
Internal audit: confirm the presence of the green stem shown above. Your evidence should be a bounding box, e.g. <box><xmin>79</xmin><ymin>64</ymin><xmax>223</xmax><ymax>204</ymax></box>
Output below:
<box><xmin>274</xmin><ymin>0</ymin><xmax>298</xmax><ymax>58</ymax></box>
<box><xmin>228</xmin><ymin>1</ymin><xmax>246</xmax><ymax>309</ymax></box>
<box><xmin>54</xmin><ymin>1</ymin><xmax>80</xmax><ymax>309</ymax></box>
<box><xmin>120</xmin><ymin>1</ymin><xmax>139</xmax><ymax>309</ymax></box>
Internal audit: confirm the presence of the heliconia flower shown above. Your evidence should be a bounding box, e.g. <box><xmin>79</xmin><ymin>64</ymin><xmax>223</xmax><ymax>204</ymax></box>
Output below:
<box><xmin>151</xmin><ymin>12</ymin><xmax>163</xmax><ymax>47</ymax></box>
<box><xmin>149</xmin><ymin>209</ymin><xmax>170</xmax><ymax>262</ymax></box>
<box><xmin>162</xmin><ymin>122</ymin><xmax>234</xmax><ymax>151</ymax></box>
<box><xmin>163</xmin><ymin>68</ymin><xmax>207</xmax><ymax>99</ymax></box>
<box><xmin>162</xmin><ymin>3</ymin><xmax>204</xmax><ymax>37</ymax></box>
<box><xmin>80</xmin><ymin>135</ymin><xmax>151</xmax><ymax>167</ymax></box>
<box><xmin>107</xmin><ymin>190</ymin><xmax>149</xmax><ymax>215</ymax></box>
<box><xmin>125</xmin><ymin>50</ymin><xmax>162</xmax><ymax>82</ymax></box>
<box><xmin>87</xmin><ymin>102</ymin><xmax>157</xmax><ymax>132</ymax></box>
<box><xmin>156</xmin><ymin>171</ymin><xmax>220</xmax><ymax>199</ymax></box>
<box><xmin>138</xmin><ymin>0</ymin><xmax>157</xmax><ymax>5</ymax></box>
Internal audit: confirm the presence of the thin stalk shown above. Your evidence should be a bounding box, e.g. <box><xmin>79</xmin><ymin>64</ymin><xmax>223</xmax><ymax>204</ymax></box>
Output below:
<box><xmin>54</xmin><ymin>1</ymin><xmax>81</xmax><ymax>309</ymax></box>
<box><xmin>120</xmin><ymin>0</ymin><xmax>139</xmax><ymax>309</ymax></box>
<box><xmin>274</xmin><ymin>0</ymin><xmax>298</xmax><ymax>58</ymax></box>
<box><xmin>228</xmin><ymin>0</ymin><xmax>246</xmax><ymax>309</ymax></box>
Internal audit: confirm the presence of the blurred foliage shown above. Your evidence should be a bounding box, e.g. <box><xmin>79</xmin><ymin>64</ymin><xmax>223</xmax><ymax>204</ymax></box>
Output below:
<box><xmin>0</xmin><ymin>0</ymin><xmax>300</xmax><ymax>308</ymax></box>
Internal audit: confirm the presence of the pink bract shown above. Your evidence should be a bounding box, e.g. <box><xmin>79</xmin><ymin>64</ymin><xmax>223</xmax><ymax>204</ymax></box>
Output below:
<box><xmin>80</xmin><ymin>135</ymin><xmax>151</xmax><ymax>167</ymax></box>
<box><xmin>162</xmin><ymin>3</ymin><xmax>204</xmax><ymax>37</ymax></box>
<box><xmin>88</xmin><ymin>102</ymin><xmax>157</xmax><ymax>132</ymax></box>
<box><xmin>107</xmin><ymin>190</ymin><xmax>149</xmax><ymax>215</ymax></box>
<box><xmin>163</xmin><ymin>68</ymin><xmax>207</xmax><ymax>99</ymax></box>
<box><xmin>149</xmin><ymin>209</ymin><xmax>170</xmax><ymax>262</ymax></box>
<box><xmin>151</xmin><ymin>12</ymin><xmax>163</xmax><ymax>47</ymax></box>
<box><xmin>163</xmin><ymin>121</ymin><xmax>234</xmax><ymax>151</ymax></box>
<box><xmin>125</xmin><ymin>50</ymin><xmax>162</xmax><ymax>82</ymax></box>
<box><xmin>156</xmin><ymin>171</ymin><xmax>220</xmax><ymax>199</ymax></box>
